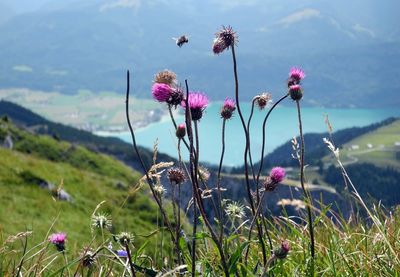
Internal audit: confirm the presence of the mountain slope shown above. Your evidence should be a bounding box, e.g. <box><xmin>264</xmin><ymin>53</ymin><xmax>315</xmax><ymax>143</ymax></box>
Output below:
<box><xmin>0</xmin><ymin>117</ymin><xmax>169</xmax><ymax>254</ymax></box>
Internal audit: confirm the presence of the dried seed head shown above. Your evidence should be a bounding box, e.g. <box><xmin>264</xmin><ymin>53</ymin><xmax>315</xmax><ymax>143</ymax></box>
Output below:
<box><xmin>154</xmin><ymin>70</ymin><xmax>177</xmax><ymax>86</ymax></box>
<box><xmin>198</xmin><ymin>166</ymin><xmax>210</xmax><ymax>182</ymax></box>
<box><xmin>225</xmin><ymin>201</ymin><xmax>245</xmax><ymax>220</ymax></box>
<box><xmin>91</xmin><ymin>213</ymin><xmax>112</xmax><ymax>230</ymax></box>
<box><xmin>254</xmin><ymin>93</ymin><xmax>272</xmax><ymax>110</ymax></box>
<box><xmin>154</xmin><ymin>184</ymin><xmax>166</xmax><ymax>198</ymax></box>
<box><xmin>116</xmin><ymin>232</ymin><xmax>133</xmax><ymax>246</ymax></box>
<box><xmin>167</xmin><ymin>167</ymin><xmax>185</xmax><ymax>185</ymax></box>
<box><xmin>80</xmin><ymin>248</ymin><xmax>96</xmax><ymax>268</ymax></box>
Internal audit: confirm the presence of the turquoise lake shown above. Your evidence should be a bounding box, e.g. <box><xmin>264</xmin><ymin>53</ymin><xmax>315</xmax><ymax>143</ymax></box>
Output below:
<box><xmin>113</xmin><ymin>104</ymin><xmax>399</xmax><ymax>167</ymax></box>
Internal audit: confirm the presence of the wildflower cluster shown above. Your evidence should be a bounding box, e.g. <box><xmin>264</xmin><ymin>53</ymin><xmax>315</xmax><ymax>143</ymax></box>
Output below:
<box><xmin>152</xmin><ymin>70</ymin><xmax>184</xmax><ymax>107</ymax></box>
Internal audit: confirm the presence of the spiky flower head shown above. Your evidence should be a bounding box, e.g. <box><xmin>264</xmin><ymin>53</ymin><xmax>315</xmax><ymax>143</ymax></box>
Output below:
<box><xmin>181</xmin><ymin>92</ymin><xmax>209</xmax><ymax>121</ymax></box>
<box><xmin>116</xmin><ymin>232</ymin><xmax>133</xmax><ymax>246</ymax></box>
<box><xmin>154</xmin><ymin>70</ymin><xmax>177</xmax><ymax>86</ymax></box>
<box><xmin>49</xmin><ymin>232</ymin><xmax>66</xmax><ymax>251</ymax></box>
<box><xmin>254</xmin><ymin>93</ymin><xmax>272</xmax><ymax>110</ymax></box>
<box><xmin>198</xmin><ymin>165</ymin><xmax>210</xmax><ymax>182</ymax></box>
<box><xmin>166</xmin><ymin>86</ymin><xmax>184</xmax><ymax>107</ymax></box>
<box><xmin>213</xmin><ymin>25</ymin><xmax>238</xmax><ymax>54</ymax></box>
<box><xmin>91</xmin><ymin>213</ymin><xmax>112</xmax><ymax>230</ymax></box>
<box><xmin>288</xmin><ymin>67</ymin><xmax>305</xmax><ymax>86</ymax></box>
<box><xmin>225</xmin><ymin>201</ymin><xmax>245</xmax><ymax>219</ymax></box>
<box><xmin>152</xmin><ymin>83</ymin><xmax>173</xmax><ymax>102</ymax></box>
<box><xmin>80</xmin><ymin>248</ymin><xmax>96</xmax><ymax>268</ymax></box>
<box><xmin>167</xmin><ymin>167</ymin><xmax>185</xmax><ymax>185</ymax></box>
<box><xmin>270</xmin><ymin>167</ymin><xmax>286</xmax><ymax>184</ymax></box>
<box><xmin>274</xmin><ymin>240</ymin><xmax>290</xmax><ymax>259</ymax></box>
<box><xmin>176</xmin><ymin>123</ymin><xmax>186</xmax><ymax>139</ymax></box>
<box><xmin>264</xmin><ymin>167</ymin><xmax>286</xmax><ymax>191</ymax></box>
<box><xmin>154</xmin><ymin>184</ymin><xmax>166</xmax><ymax>198</ymax></box>
<box><xmin>220</xmin><ymin>98</ymin><xmax>236</xmax><ymax>119</ymax></box>
<box><xmin>289</xmin><ymin>84</ymin><xmax>303</xmax><ymax>101</ymax></box>
<box><xmin>212</xmin><ymin>38</ymin><xmax>226</xmax><ymax>55</ymax></box>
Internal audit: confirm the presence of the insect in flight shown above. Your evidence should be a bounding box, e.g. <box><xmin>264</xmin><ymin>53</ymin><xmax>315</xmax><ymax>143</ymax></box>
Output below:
<box><xmin>173</xmin><ymin>35</ymin><xmax>189</xmax><ymax>47</ymax></box>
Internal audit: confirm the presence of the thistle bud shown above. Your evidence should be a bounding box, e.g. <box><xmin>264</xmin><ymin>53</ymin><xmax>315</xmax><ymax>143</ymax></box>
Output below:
<box><xmin>274</xmin><ymin>240</ymin><xmax>290</xmax><ymax>259</ymax></box>
<box><xmin>220</xmin><ymin>98</ymin><xmax>236</xmax><ymax>119</ymax></box>
<box><xmin>176</xmin><ymin>123</ymin><xmax>186</xmax><ymax>139</ymax></box>
<box><xmin>289</xmin><ymin>84</ymin><xmax>303</xmax><ymax>101</ymax></box>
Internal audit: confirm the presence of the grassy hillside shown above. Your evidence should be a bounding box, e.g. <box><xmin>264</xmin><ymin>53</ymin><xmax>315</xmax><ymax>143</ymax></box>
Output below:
<box><xmin>328</xmin><ymin>119</ymin><xmax>400</xmax><ymax>168</ymax></box>
<box><xmin>0</xmin><ymin>117</ymin><xmax>170</xmax><ymax>259</ymax></box>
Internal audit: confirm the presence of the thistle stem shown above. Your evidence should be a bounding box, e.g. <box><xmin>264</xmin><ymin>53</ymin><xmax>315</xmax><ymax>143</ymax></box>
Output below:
<box><xmin>125</xmin><ymin>244</ymin><xmax>137</xmax><ymax>277</ymax></box>
<box><xmin>231</xmin><ymin>45</ymin><xmax>267</xmax><ymax>265</ymax></box>
<box><xmin>184</xmin><ymin>80</ymin><xmax>229</xmax><ymax>276</ymax></box>
<box><xmin>296</xmin><ymin>99</ymin><xmax>315</xmax><ymax>272</ymax></box>
<box><xmin>216</xmin><ymin>118</ymin><xmax>226</xmax><ymax>241</ymax></box>
<box><xmin>256</xmin><ymin>94</ymin><xmax>289</xmax><ymax>186</ymax></box>
<box><xmin>125</xmin><ymin>70</ymin><xmax>176</xmax><ymax>243</ymax></box>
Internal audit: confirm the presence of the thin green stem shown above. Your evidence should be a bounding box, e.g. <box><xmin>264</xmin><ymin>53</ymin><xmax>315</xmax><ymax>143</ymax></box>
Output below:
<box><xmin>296</xmin><ymin>99</ymin><xmax>315</xmax><ymax>272</ymax></box>
<box><xmin>125</xmin><ymin>70</ymin><xmax>176</xmax><ymax>243</ymax></box>
<box><xmin>256</xmin><ymin>94</ymin><xmax>289</xmax><ymax>186</ymax></box>
<box><xmin>125</xmin><ymin>244</ymin><xmax>137</xmax><ymax>277</ymax></box>
<box><xmin>231</xmin><ymin>45</ymin><xmax>267</xmax><ymax>266</ymax></box>
<box><xmin>216</xmin><ymin>118</ymin><xmax>226</xmax><ymax>241</ymax></box>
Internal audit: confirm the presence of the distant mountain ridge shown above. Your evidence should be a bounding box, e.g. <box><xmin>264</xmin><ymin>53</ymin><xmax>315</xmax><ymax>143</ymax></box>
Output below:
<box><xmin>0</xmin><ymin>0</ymin><xmax>399</xmax><ymax>107</ymax></box>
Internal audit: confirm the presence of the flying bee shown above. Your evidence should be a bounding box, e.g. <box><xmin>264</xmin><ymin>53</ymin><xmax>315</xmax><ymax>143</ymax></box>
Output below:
<box><xmin>173</xmin><ymin>35</ymin><xmax>189</xmax><ymax>47</ymax></box>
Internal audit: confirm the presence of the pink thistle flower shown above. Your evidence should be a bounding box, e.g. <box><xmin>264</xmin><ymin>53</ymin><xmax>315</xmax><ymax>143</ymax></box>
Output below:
<box><xmin>152</xmin><ymin>83</ymin><xmax>173</xmax><ymax>103</ymax></box>
<box><xmin>213</xmin><ymin>25</ymin><xmax>238</xmax><ymax>54</ymax></box>
<box><xmin>289</xmin><ymin>67</ymin><xmax>305</xmax><ymax>81</ymax></box>
<box><xmin>181</xmin><ymin>92</ymin><xmax>209</xmax><ymax>121</ymax></box>
<box><xmin>49</xmin><ymin>232</ymin><xmax>66</xmax><ymax>251</ymax></box>
<box><xmin>288</xmin><ymin>67</ymin><xmax>305</xmax><ymax>87</ymax></box>
<box><xmin>270</xmin><ymin>167</ymin><xmax>286</xmax><ymax>184</ymax></box>
<box><xmin>212</xmin><ymin>38</ymin><xmax>226</xmax><ymax>55</ymax></box>
<box><xmin>220</xmin><ymin>98</ymin><xmax>236</xmax><ymax>120</ymax></box>
<box><xmin>289</xmin><ymin>84</ymin><xmax>303</xmax><ymax>101</ymax></box>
